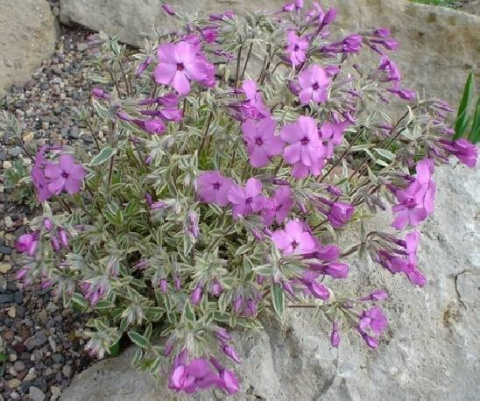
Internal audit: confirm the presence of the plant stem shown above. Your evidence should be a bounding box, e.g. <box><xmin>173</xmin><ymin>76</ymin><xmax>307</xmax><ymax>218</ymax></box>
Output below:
<box><xmin>240</xmin><ymin>41</ymin><xmax>254</xmax><ymax>82</ymax></box>
<box><xmin>198</xmin><ymin>112</ymin><xmax>213</xmax><ymax>155</ymax></box>
<box><xmin>319</xmin><ymin>129</ymin><xmax>364</xmax><ymax>183</ymax></box>
<box><xmin>234</xmin><ymin>45</ymin><xmax>243</xmax><ymax>88</ymax></box>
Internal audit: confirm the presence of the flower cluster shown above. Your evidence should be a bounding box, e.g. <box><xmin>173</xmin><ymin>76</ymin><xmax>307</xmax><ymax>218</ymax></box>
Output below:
<box><xmin>11</xmin><ymin>0</ymin><xmax>477</xmax><ymax>397</ymax></box>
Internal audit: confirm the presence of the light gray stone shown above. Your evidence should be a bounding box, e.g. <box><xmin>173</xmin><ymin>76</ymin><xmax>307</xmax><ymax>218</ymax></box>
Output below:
<box><xmin>0</xmin><ymin>0</ymin><xmax>56</xmax><ymax>97</ymax></box>
<box><xmin>59</xmin><ymin>0</ymin><xmax>480</xmax><ymax>106</ymax></box>
<box><xmin>60</xmin><ymin>162</ymin><xmax>480</xmax><ymax>401</ymax></box>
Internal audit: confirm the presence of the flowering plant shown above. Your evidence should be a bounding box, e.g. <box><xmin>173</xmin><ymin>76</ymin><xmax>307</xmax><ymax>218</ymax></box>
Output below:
<box><xmin>9</xmin><ymin>0</ymin><xmax>477</xmax><ymax>396</ymax></box>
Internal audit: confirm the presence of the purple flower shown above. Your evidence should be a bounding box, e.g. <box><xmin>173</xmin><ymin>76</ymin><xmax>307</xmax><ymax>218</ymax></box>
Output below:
<box><xmin>162</xmin><ymin>4</ymin><xmax>175</xmax><ymax>16</ymax></box>
<box><xmin>300</xmin><ymin>271</ymin><xmax>330</xmax><ymax>300</ymax></box>
<box><xmin>358</xmin><ymin>307</ymin><xmax>388</xmax><ymax>336</ymax></box>
<box><xmin>281</xmin><ymin>116</ymin><xmax>325</xmax><ymax>179</ymax></box>
<box><xmin>282</xmin><ymin>0</ymin><xmax>303</xmax><ymax>12</ymax></box>
<box><xmin>227</xmin><ymin>178</ymin><xmax>265</xmax><ymax>218</ymax></box>
<box><xmin>298</xmin><ymin>65</ymin><xmax>331</xmax><ymax>105</ymax></box>
<box><xmin>44</xmin><ymin>154</ymin><xmax>87</xmax><ymax>196</ymax></box>
<box><xmin>16</xmin><ymin>233</ymin><xmax>38</xmax><ymax>256</ymax></box>
<box><xmin>271</xmin><ymin>220</ymin><xmax>317</xmax><ymax>255</ymax></box>
<box><xmin>190</xmin><ymin>285</ymin><xmax>203</xmax><ymax>305</ymax></box>
<box><xmin>237</xmin><ymin>80</ymin><xmax>270</xmax><ymax>121</ymax></box>
<box><xmin>327</xmin><ymin>202</ymin><xmax>355</xmax><ymax>228</ymax></box>
<box><xmin>31</xmin><ymin>146</ymin><xmax>53</xmax><ymax>202</ymax></box>
<box><xmin>330</xmin><ymin>322</ymin><xmax>340</xmax><ymax>347</ymax></box>
<box><xmin>241</xmin><ymin>117</ymin><xmax>284</xmax><ymax>167</ymax></box>
<box><xmin>262</xmin><ymin>186</ymin><xmax>294</xmax><ymax>226</ymax></box>
<box><xmin>222</xmin><ymin>345</ymin><xmax>242</xmax><ymax>364</ymax></box>
<box><xmin>219</xmin><ymin>369</ymin><xmax>239</xmax><ymax>395</ymax></box>
<box><xmin>197</xmin><ymin>171</ymin><xmax>234</xmax><ymax>206</ymax></box>
<box><xmin>388</xmin><ymin>85</ymin><xmax>416</xmax><ymax>101</ymax></box>
<box><xmin>359</xmin><ymin>289</ymin><xmax>389</xmax><ymax>301</ymax></box>
<box><xmin>439</xmin><ymin>138</ymin><xmax>477</xmax><ymax>168</ymax></box>
<box><xmin>378</xmin><ymin>56</ymin><xmax>401</xmax><ymax>82</ymax></box>
<box><xmin>309</xmin><ymin>261</ymin><xmax>349</xmax><ymax>279</ymax></box>
<box><xmin>91</xmin><ymin>87</ymin><xmax>110</xmax><ymax>99</ymax></box>
<box><xmin>143</xmin><ymin>119</ymin><xmax>166</xmax><ymax>135</ymax></box>
<box><xmin>154</xmin><ymin>41</ymin><xmax>211</xmax><ymax>95</ymax></box>
<box><xmin>392</xmin><ymin>159</ymin><xmax>436</xmax><ymax>230</ymax></box>
<box><xmin>321</xmin><ymin>34</ymin><xmax>362</xmax><ymax>55</ymax></box>
<box><xmin>201</xmin><ymin>27</ymin><xmax>218</xmax><ymax>43</ymax></box>
<box><xmin>286</xmin><ymin>31</ymin><xmax>308</xmax><ymax>66</ymax></box>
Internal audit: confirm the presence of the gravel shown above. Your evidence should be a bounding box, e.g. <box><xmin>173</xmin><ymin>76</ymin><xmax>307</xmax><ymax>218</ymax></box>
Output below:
<box><xmin>0</xmin><ymin>12</ymin><xmax>98</xmax><ymax>401</ymax></box>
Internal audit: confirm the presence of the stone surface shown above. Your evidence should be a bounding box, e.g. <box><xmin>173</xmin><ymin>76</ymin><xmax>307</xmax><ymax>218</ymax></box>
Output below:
<box><xmin>61</xmin><ymin>163</ymin><xmax>480</xmax><ymax>401</ymax></box>
<box><xmin>460</xmin><ymin>0</ymin><xmax>480</xmax><ymax>15</ymax></box>
<box><xmin>0</xmin><ymin>0</ymin><xmax>56</xmax><ymax>98</ymax></box>
<box><xmin>59</xmin><ymin>0</ymin><xmax>480</xmax><ymax>105</ymax></box>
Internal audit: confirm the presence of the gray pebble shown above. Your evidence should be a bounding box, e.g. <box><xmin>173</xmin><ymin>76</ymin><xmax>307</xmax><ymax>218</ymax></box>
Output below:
<box><xmin>29</xmin><ymin>386</ymin><xmax>45</xmax><ymax>401</ymax></box>
<box><xmin>0</xmin><ymin>293</ymin><xmax>14</xmax><ymax>304</ymax></box>
<box><xmin>0</xmin><ymin>246</ymin><xmax>12</xmax><ymax>255</ymax></box>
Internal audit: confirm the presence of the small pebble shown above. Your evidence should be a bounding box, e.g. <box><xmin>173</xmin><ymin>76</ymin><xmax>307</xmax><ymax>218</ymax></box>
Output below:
<box><xmin>29</xmin><ymin>386</ymin><xmax>46</xmax><ymax>401</ymax></box>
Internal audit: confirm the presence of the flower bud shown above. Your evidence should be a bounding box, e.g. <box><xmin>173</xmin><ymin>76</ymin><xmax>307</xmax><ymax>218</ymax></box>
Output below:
<box><xmin>43</xmin><ymin>218</ymin><xmax>53</xmax><ymax>231</ymax></box>
<box><xmin>330</xmin><ymin>322</ymin><xmax>341</xmax><ymax>348</ymax></box>
<box><xmin>222</xmin><ymin>345</ymin><xmax>242</xmax><ymax>364</ymax></box>
<box><xmin>190</xmin><ymin>285</ymin><xmax>203</xmax><ymax>305</ymax></box>
<box><xmin>162</xmin><ymin>4</ymin><xmax>176</xmax><ymax>16</ymax></box>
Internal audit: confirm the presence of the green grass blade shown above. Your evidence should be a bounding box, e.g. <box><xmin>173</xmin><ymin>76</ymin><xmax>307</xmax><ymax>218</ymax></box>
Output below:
<box><xmin>468</xmin><ymin>98</ymin><xmax>480</xmax><ymax>144</ymax></box>
<box><xmin>453</xmin><ymin>71</ymin><xmax>474</xmax><ymax>140</ymax></box>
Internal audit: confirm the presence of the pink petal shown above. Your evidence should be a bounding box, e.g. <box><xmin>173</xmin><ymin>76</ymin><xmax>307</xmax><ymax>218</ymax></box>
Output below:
<box><xmin>48</xmin><ymin>178</ymin><xmax>65</xmax><ymax>195</ymax></box>
<box><xmin>70</xmin><ymin>164</ymin><xmax>87</xmax><ymax>180</ymax></box>
<box><xmin>64</xmin><ymin>178</ymin><xmax>81</xmax><ymax>194</ymax></box>
<box><xmin>172</xmin><ymin>71</ymin><xmax>191</xmax><ymax>95</ymax></box>
<box><xmin>157</xmin><ymin>43</ymin><xmax>177</xmax><ymax>63</ymax></box>
<box><xmin>245</xmin><ymin>178</ymin><xmax>262</xmax><ymax>196</ymax></box>
<box><xmin>154</xmin><ymin>63</ymin><xmax>177</xmax><ymax>85</ymax></box>
<box><xmin>44</xmin><ymin>163</ymin><xmax>62</xmax><ymax>179</ymax></box>
<box><xmin>284</xmin><ymin>142</ymin><xmax>302</xmax><ymax>164</ymax></box>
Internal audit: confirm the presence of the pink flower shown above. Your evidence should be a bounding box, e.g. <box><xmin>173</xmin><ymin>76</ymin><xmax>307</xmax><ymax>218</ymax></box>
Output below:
<box><xmin>31</xmin><ymin>146</ymin><xmax>53</xmax><ymax>202</ymax></box>
<box><xmin>241</xmin><ymin>117</ymin><xmax>284</xmax><ymax>167</ymax></box>
<box><xmin>378</xmin><ymin>56</ymin><xmax>401</xmax><ymax>82</ymax></box>
<box><xmin>282</xmin><ymin>0</ymin><xmax>303</xmax><ymax>12</ymax></box>
<box><xmin>281</xmin><ymin>116</ymin><xmax>325</xmax><ymax>178</ymax></box>
<box><xmin>197</xmin><ymin>171</ymin><xmax>233</xmax><ymax>206</ymax></box>
<box><xmin>143</xmin><ymin>119</ymin><xmax>166</xmax><ymax>135</ymax></box>
<box><xmin>44</xmin><ymin>154</ymin><xmax>87</xmax><ymax>196</ymax></box>
<box><xmin>286</xmin><ymin>31</ymin><xmax>308</xmax><ymax>66</ymax></box>
<box><xmin>358</xmin><ymin>307</ymin><xmax>388</xmax><ymax>336</ymax></box>
<box><xmin>228</xmin><ymin>178</ymin><xmax>266</xmax><ymax>218</ymax></box>
<box><xmin>298</xmin><ymin>65</ymin><xmax>331</xmax><ymax>105</ymax></box>
<box><xmin>237</xmin><ymin>80</ymin><xmax>270</xmax><ymax>121</ymax></box>
<box><xmin>439</xmin><ymin>138</ymin><xmax>477</xmax><ymax>168</ymax></box>
<box><xmin>309</xmin><ymin>261</ymin><xmax>349</xmax><ymax>279</ymax></box>
<box><xmin>330</xmin><ymin>322</ymin><xmax>340</xmax><ymax>347</ymax></box>
<box><xmin>16</xmin><ymin>233</ymin><xmax>38</xmax><ymax>256</ymax></box>
<box><xmin>219</xmin><ymin>369</ymin><xmax>239</xmax><ymax>395</ymax></box>
<box><xmin>392</xmin><ymin>159</ymin><xmax>436</xmax><ymax>230</ymax></box>
<box><xmin>327</xmin><ymin>202</ymin><xmax>355</xmax><ymax>228</ymax></box>
<box><xmin>262</xmin><ymin>186</ymin><xmax>294</xmax><ymax>226</ymax></box>
<box><xmin>201</xmin><ymin>27</ymin><xmax>218</xmax><ymax>43</ymax></box>
<box><xmin>154</xmin><ymin>41</ymin><xmax>211</xmax><ymax>95</ymax></box>
<box><xmin>271</xmin><ymin>220</ymin><xmax>317</xmax><ymax>255</ymax></box>
<box><xmin>300</xmin><ymin>271</ymin><xmax>330</xmax><ymax>300</ymax></box>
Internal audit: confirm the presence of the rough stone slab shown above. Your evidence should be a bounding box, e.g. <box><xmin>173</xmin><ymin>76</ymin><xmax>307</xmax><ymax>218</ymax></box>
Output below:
<box><xmin>60</xmin><ymin>162</ymin><xmax>480</xmax><ymax>401</ymax></box>
<box><xmin>0</xmin><ymin>0</ymin><xmax>56</xmax><ymax>98</ymax></box>
<box><xmin>59</xmin><ymin>0</ymin><xmax>480</xmax><ymax>106</ymax></box>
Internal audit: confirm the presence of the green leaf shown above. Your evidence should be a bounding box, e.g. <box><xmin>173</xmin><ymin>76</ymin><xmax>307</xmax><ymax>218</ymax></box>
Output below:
<box><xmin>374</xmin><ymin>148</ymin><xmax>395</xmax><ymax>161</ymax></box>
<box><xmin>468</xmin><ymin>98</ymin><xmax>480</xmax><ymax>144</ymax></box>
<box><xmin>0</xmin><ymin>352</ymin><xmax>7</xmax><ymax>363</ymax></box>
<box><xmin>183</xmin><ymin>302</ymin><xmax>196</xmax><ymax>322</ymax></box>
<box><xmin>72</xmin><ymin>293</ymin><xmax>89</xmax><ymax>312</ymax></box>
<box><xmin>454</xmin><ymin>71</ymin><xmax>474</xmax><ymax>140</ymax></box>
<box><xmin>128</xmin><ymin>330</ymin><xmax>150</xmax><ymax>349</ymax></box>
<box><xmin>271</xmin><ymin>284</ymin><xmax>285</xmax><ymax>319</ymax></box>
<box><xmin>89</xmin><ymin>147</ymin><xmax>116</xmax><ymax>166</ymax></box>
<box><xmin>109</xmin><ymin>340</ymin><xmax>120</xmax><ymax>357</ymax></box>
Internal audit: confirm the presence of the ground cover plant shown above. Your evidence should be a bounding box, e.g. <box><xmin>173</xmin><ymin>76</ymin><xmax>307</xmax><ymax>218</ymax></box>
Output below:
<box><xmin>6</xmin><ymin>0</ymin><xmax>478</xmax><ymax>395</ymax></box>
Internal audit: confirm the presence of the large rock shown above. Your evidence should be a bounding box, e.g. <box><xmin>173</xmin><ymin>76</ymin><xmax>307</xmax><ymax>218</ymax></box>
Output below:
<box><xmin>0</xmin><ymin>0</ymin><xmax>56</xmax><ymax>98</ymax></box>
<box><xmin>60</xmin><ymin>162</ymin><xmax>480</xmax><ymax>401</ymax></box>
<box><xmin>59</xmin><ymin>0</ymin><xmax>480</xmax><ymax>106</ymax></box>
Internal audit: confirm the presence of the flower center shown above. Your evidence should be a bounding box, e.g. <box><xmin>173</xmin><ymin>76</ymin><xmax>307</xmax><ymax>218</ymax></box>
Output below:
<box><xmin>245</xmin><ymin>197</ymin><xmax>253</xmax><ymax>204</ymax></box>
<box><xmin>294</xmin><ymin>45</ymin><xmax>300</xmax><ymax>51</ymax></box>
<box><xmin>312</xmin><ymin>82</ymin><xmax>319</xmax><ymax>90</ymax></box>
<box><xmin>291</xmin><ymin>240</ymin><xmax>299</xmax><ymax>250</ymax></box>
<box><xmin>62</xmin><ymin>172</ymin><xmax>70</xmax><ymax>179</ymax></box>
<box><xmin>301</xmin><ymin>136</ymin><xmax>310</xmax><ymax>145</ymax></box>
<box><xmin>255</xmin><ymin>137</ymin><xmax>263</xmax><ymax>146</ymax></box>
<box><xmin>176</xmin><ymin>63</ymin><xmax>185</xmax><ymax>71</ymax></box>
<box><xmin>213</xmin><ymin>182</ymin><xmax>221</xmax><ymax>190</ymax></box>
